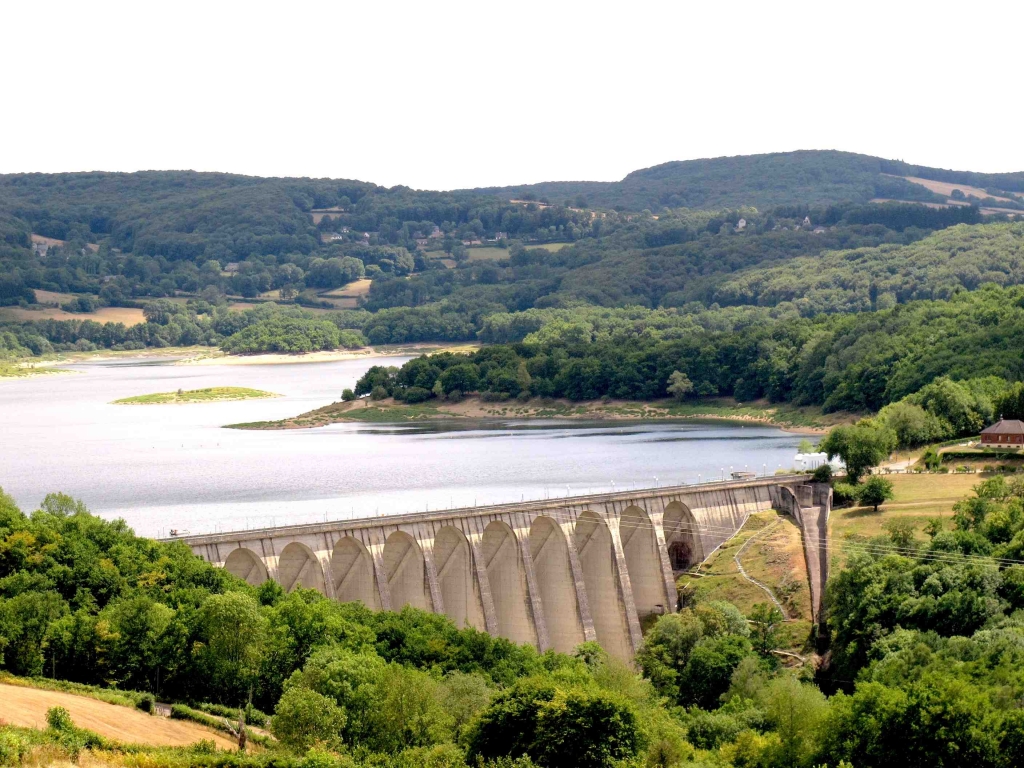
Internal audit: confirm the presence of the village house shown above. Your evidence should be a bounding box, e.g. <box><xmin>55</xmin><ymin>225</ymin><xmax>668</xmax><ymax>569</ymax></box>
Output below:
<box><xmin>980</xmin><ymin>419</ymin><xmax>1024</xmax><ymax>447</ymax></box>
<box><xmin>735</xmin><ymin>218</ymin><xmax>747</xmax><ymax>231</ymax></box>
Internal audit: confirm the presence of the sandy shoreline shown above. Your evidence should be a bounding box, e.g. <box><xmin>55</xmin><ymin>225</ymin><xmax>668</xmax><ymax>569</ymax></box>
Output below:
<box><xmin>232</xmin><ymin>395</ymin><xmax>834</xmax><ymax>435</ymax></box>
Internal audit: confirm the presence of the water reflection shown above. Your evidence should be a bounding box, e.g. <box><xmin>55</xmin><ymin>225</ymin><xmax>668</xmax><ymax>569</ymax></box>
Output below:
<box><xmin>0</xmin><ymin>356</ymin><xmax>804</xmax><ymax>536</ymax></box>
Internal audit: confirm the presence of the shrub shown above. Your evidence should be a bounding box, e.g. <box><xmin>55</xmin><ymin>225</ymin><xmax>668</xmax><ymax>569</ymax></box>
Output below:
<box><xmin>46</xmin><ymin>707</ymin><xmax>74</xmax><ymax>732</ymax></box>
<box><xmin>402</xmin><ymin>386</ymin><xmax>432</xmax><ymax>404</ymax></box>
<box><xmin>135</xmin><ymin>693</ymin><xmax>155</xmax><ymax>713</ymax></box>
<box><xmin>370</xmin><ymin>385</ymin><xmax>388</xmax><ymax>400</ymax></box>
<box><xmin>341</xmin><ymin>388</ymin><xmax>355</xmax><ymax>402</ymax></box>
<box><xmin>812</xmin><ymin>464</ymin><xmax>833</xmax><ymax>483</ymax></box>
<box><xmin>832</xmin><ymin>482</ymin><xmax>860</xmax><ymax>505</ymax></box>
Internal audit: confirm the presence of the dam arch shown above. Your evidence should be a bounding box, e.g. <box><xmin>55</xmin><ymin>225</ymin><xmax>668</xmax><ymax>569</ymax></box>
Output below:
<box><xmin>574</xmin><ymin>510</ymin><xmax>631</xmax><ymax>659</ymax></box>
<box><xmin>179</xmin><ymin>475</ymin><xmax>827</xmax><ymax>654</ymax></box>
<box><xmin>620</xmin><ymin>505</ymin><xmax>668</xmax><ymax>621</ymax></box>
<box><xmin>223</xmin><ymin>547</ymin><xmax>268</xmax><ymax>586</ymax></box>
<box><xmin>278</xmin><ymin>542</ymin><xmax>326</xmax><ymax>594</ymax></box>
<box><xmin>330</xmin><ymin>537</ymin><xmax>379</xmax><ymax>609</ymax></box>
<box><xmin>663</xmin><ymin>501</ymin><xmax>703</xmax><ymax>573</ymax></box>
<box><xmin>482</xmin><ymin>520</ymin><xmax>535</xmax><ymax>645</ymax></box>
<box><xmin>529</xmin><ymin>515</ymin><xmax>585</xmax><ymax>653</ymax></box>
<box><xmin>434</xmin><ymin>526</ymin><xmax>485</xmax><ymax>630</ymax></box>
<box><xmin>383</xmin><ymin>531</ymin><xmax>428</xmax><ymax>611</ymax></box>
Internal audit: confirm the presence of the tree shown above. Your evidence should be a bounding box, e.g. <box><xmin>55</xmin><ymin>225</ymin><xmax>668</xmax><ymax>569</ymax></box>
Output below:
<box><xmin>341</xmin><ymin>388</ymin><xmax>355</xmax><ymax>401</ymax></box>
<box><xmin>821</xmin><ymin>421</ymin><xmax>897</xmax><ymax>483</ymax></box>
<box><xmin>271</xmin><ymin>686</ymin><xmax>346</xmax><ymax>752</ymax></box>
<box><xmin>749</xmin><ymin>603</ymin><xmax>784</xmax><ymax>656</ymax></box>
<box><xmin>859</xmin><ymin>476</ymin><xmax>894</xmax><ymax>511</ymax></box>
<box><xmin>533</xmin><ymin>688</ymin><xmax>643</xmax><ymax>768</ymax></box>
<box><xmin>467</xmin><ymin>679</ymin><xmax>642</xmax><ymax>768</ymax></box>
<box><xmin>197</xmin><ymin>593</ymin><xmax>267</xmax><ymax>701</ymax></box>
<box><xmin>666</xmin><ymin>371</ymin><xmax>694</xmax><ymax>402</ymax></box>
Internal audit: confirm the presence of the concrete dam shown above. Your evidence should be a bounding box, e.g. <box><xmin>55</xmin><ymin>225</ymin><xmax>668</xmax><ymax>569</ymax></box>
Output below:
<box><xmin>177</xmin><ymin>475</ymin><xmax>830</xmax><ymax>658</ymax></box>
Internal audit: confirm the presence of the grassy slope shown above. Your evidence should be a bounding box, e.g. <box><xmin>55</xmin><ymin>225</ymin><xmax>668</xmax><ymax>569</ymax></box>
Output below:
<box><xmin>113</xmin><ymin>387</ymin><xmax>277</xmax><ymax>405</ymax></box>
<box><xmin>678</xmin><ymin>511</ymin><xmax>814</xmax><ymax>655</ymax></box>
<box><xmin>0</xmin><ymin>681</ymin><xmax>236</xmax><ymax>750</ymax></box>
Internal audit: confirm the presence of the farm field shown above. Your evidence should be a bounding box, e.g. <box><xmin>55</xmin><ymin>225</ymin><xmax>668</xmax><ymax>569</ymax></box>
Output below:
<box><xmin>466</xmin><ymin>246</ymin><xmax>509</xmax><ymax>261</ymax></box>
<box><xmin>0</xmin><ymin>305</ymin><xmax>146</xmax><ymax>325</ymax></box>
<box><xmin>0</xmin><ymin>683</ymin><xmax>236</xmax><ymax>749</ymax></box>
<box><xmin>320</xmin><ymin>278</ymin><xmax>372</xmax><ymax>306</ymax></box>
<box><xmin>893</xmin><ymin>174</ymin><xmax>1022</xmax><ymax>203</ymax></box>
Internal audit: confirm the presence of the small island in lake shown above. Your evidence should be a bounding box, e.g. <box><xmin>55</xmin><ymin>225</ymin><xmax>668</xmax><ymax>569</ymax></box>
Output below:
<box><xmin>112</xmin><ymin>386</ymin><xmax>278</xmax><ymax>404</ymax></box>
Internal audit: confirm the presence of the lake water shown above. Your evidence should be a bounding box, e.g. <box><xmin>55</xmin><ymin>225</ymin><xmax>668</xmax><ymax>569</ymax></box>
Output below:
<box><xmin>1</xmin><ymin>356</ymin><xmax>806</xmax><ymax>537</ymax></box>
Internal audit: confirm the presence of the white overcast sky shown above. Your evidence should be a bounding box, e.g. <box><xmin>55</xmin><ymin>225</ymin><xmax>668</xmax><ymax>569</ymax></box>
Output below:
<box><xmin>2</xmin><ymin>1</ymin><xmax>1022</xmax><ymax>190</ymax></box>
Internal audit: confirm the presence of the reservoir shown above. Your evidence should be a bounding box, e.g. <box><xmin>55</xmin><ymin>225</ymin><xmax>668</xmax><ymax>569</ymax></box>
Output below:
<box><xmin>1</xmin><ymin>356</ymin><xmax>806</xmax><ymax>537</ymax></box>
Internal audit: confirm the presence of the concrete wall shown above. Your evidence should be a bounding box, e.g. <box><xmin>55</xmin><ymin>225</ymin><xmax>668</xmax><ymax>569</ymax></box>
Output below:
<box><xmin>182</xmin><ymin>476</ymin><xmax>813</xmax><ymax>658</ymax></box>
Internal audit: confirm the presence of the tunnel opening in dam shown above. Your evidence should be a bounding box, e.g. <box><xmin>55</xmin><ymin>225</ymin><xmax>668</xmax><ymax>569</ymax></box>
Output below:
<box><xmin>529</xmin><ymin>515</ymin><xmax>585</xmax><ymax>653</ymax></box>
<box><xmin>278</xmin><ymin>541</ymin><xmax>326</xmax><ymax>593</ymax></box>
<box><xmin>575</xmin><ymin>510</ymin><xmax>631</xmax><ymax>659</ymax></box>
<box><xmin>482</xmin><ymin>520</ymin><xmax>536</xmax><ymax>646</ymax></box>
<box><xmin>331</xmin><ymin>536</ymin><xmax>380</xmax><ymax>609</ymax></box>
<box><xmin>434</xmin><ymin>526</ymin><xmax>485</xmax><ymax>630</ymax></box>
<box><xmin>224</xmin><ymin>547</ymin><xmax>269</xmax><ymax>586</ymax></box>
<box><xmin>663</xmin><ymin>501</ymin><xmax>703</xmax><ymax>575</ymax></box>
<box><xmin>383</xmin><ymin>531</ymin><xmax>428</xmax><ymax>611</ymax></box>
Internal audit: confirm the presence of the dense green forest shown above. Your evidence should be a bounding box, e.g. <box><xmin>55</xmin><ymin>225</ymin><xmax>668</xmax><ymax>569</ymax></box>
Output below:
<box><xmin>358</xmin><ymin>284</ymin><xmax>1024</xmax><ymax>414</ymax></box>
<box><xmin>5</xmin><ymin>478</ymin><xmax>1024</xmax><ymax>767</ymax></box>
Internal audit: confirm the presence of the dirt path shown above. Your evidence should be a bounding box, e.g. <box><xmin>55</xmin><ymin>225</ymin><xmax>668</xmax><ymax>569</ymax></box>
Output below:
<box><xmin>0</xmin><ymin>684</ymin><xmax>236</xmax><ymax>749</ymax></box>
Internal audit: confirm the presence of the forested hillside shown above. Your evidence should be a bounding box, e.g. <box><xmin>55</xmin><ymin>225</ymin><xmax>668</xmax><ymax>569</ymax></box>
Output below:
<box><xmin>4</xmin><ymin>151</ymin><xmax>1024</xmax><ymax>424</ymax></box>
<box><xmin>476</xmin><ymin>150</ymin><xmax>1024</xmax><ymax>211</ymax></box>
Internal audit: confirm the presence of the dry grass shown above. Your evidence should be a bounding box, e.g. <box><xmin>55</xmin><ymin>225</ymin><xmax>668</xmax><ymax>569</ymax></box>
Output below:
<box><xmin>677</xmin><ymin>512</ymin><xmax>813</xmax><ymax>653</ymax></box>
<box><xmin>0</xmin><ymin>683</ymin><xmax>236</xmax><ymax>749</ymax></box>
<box><xmin>321</xmin><ymin>278</ymin><xmax>372</xmax><ymax>298</ymax></box>
<box><xmin>829</xmin><ymin>473</ymin><xmax>983</xmax><ymax>567</ymax></box>
<box><xmin>0</xmin><ymin>306</ymin><xmax>147</xmax><ymax>326</ymax></box>
<box><xmin>31</xmin><ymin>234</ymin><xmax>66</xmax><ymax>247</ymax></box>
<box><xmin>32</xmin><ymin>290</ymin><xmax>82</xmax><ymax>305</ymax></box>
<box><xmin>891</xmin><ymin>175</ymin><xmax>1021</xmax><ymax>203</ymax></box>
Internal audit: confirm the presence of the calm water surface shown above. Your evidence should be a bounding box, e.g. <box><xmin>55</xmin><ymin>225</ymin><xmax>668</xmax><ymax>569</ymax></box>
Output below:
<box><xmin>1</xmin><ymin>356</ymin><xmax>804</xmax><ymax>536</ymax></box>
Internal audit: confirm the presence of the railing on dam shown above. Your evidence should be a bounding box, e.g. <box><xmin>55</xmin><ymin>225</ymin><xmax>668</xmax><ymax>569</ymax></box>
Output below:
<box><xmin>175</xmin><ymin>474</ymin><xmax>819</xmax><ymax>659</ymax></box>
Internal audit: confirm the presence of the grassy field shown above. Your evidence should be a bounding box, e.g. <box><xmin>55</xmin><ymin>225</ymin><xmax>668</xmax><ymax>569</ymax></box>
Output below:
<box><xmin>0</xmin><ymin>682</ymin><xmax>236</xmax><ymax>749</ymax></box>
<box><xmin>322</xmin><ymin>278</ymin><xmax>372</xmax><ymax>298</ymax></box>
<box><xmin>678</xmin><ymin>511</ymin><xmax>814</xmax><ymax>655</ymax></box>
<box><xmin>0</xmin><ymin>304</ymin><xmax>147</xmax><ymax>325</ymax></box>
<box><xmin>113</xmin><ymin>387</ymin><xmax>277</xmax><ymax>405</ymax></box>
<box><xmin>829</xmin><ymin>472</ymin><xmax>984</xmax><ymax>567</ymax></box>
<box><xmin>466</xmin><ymin>246</ymin><xmax>509</xmax><ymax>262</ymax></box>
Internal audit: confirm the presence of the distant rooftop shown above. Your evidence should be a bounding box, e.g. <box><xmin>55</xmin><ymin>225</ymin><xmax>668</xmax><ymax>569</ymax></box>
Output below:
<box><xmin>981</xmin><ymin>419</ymin><xmax>1024</xmax><ymax>435</ymax></box>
